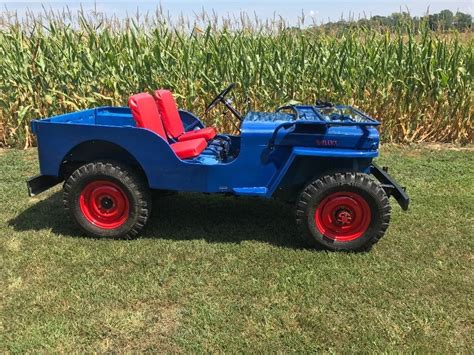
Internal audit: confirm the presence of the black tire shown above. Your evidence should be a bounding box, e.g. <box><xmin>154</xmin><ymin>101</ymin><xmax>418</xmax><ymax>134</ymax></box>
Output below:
<box><xmin>296</xmin><ymin>172</ymin><xmax>391</xmax><ymax>252</ymax></box>
<box><xmin>63</xmin><ymin>161</ymin><xmax>151</xmax><ymax>239</ymax></box>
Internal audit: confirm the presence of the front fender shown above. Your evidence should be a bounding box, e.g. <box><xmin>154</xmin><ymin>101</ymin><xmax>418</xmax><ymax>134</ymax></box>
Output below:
<box><xmin>266</xmin><ymin>147</ymin><xmax>378</xmax><ymax>197</ymax></box>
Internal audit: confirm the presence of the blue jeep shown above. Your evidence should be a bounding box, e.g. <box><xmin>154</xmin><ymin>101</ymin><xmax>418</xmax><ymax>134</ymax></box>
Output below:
<box><xmin>28</xmin><ymin>84</ymin><xmax>409</xmax><ymax>251</ymax></box>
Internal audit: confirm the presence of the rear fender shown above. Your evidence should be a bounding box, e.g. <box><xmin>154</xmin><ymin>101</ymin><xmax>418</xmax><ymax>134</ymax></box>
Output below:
<box><xmin>32</xmin><ymin>122</ymin><xmax>185</xmax><ymax>189</ymax></box>
<box><xmin>59</xmin><ymin>140</ymin><xmax>149</xmax><ymax>183</ymax></box>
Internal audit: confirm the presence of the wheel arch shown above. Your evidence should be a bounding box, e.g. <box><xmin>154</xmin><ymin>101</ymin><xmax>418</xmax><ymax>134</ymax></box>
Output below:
<box><xmin>59</xmin><ymin>140</ymin><xmax>149</xmax><ymax>186</ymax></box>
<box><xmin>271</xmin><ymin>155</ymin><xmax>373</xmax><ymax>201</ymax></box>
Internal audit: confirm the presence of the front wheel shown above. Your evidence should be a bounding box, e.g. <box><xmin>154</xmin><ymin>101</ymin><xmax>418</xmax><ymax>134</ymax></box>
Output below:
<box><xmin>63</xmin><ymin>161</ymin><xmax>151</xmax><ymax>239</ymax></box>
<box><xmin>296</xmin><ymin>172</ymin><xmax>391</xmax><ymax>252</ymax></box>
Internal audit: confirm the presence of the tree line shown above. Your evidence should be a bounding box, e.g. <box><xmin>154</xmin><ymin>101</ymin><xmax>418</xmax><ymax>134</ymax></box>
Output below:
<box><xmin>319</xmin><ymin>9</ymin><xmax>472</xmax><ymax>32</ymax></box>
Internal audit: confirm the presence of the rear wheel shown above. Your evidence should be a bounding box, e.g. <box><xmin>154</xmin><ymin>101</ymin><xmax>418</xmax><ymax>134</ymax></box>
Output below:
<box><xmin>296</xmin><ymin>172</ymin><xmax>391</xmax><ymax>251</ymax></box>
<box><xmin>63</xmin><ymin>161</ymin><xmax>151</xmax><ymax>239</ymax></box>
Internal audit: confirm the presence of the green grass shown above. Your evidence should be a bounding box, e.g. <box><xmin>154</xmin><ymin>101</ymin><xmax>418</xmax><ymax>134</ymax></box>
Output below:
<box><xmin>1</xmin><ymin>145</ymin><xmax>473</xmax><ymax>352</ymax></box>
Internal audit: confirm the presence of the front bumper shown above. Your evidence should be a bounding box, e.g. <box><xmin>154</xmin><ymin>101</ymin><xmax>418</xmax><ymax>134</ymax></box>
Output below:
<box><xmin>371</xmin><ymin>164</ymin><xmax>410</xmax><ymax>210</ymax></box>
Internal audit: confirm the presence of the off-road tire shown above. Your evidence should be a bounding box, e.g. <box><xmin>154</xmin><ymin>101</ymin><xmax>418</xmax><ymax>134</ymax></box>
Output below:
<box><xmin>63</xmin><ymin>161</ymin><xmax>151</xmax><ymax>239</ymax></box>
<box><xmin>296</xmin><ymin>172</ymin><xmax>391</xmax><ymax>252</ymax></box>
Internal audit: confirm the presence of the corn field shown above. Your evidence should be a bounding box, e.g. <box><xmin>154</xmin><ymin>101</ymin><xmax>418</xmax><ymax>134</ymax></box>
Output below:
<box><xmin>0</xmin><ymin>9</ymin><xmax>472</xmax><ymax>147</ymax></box>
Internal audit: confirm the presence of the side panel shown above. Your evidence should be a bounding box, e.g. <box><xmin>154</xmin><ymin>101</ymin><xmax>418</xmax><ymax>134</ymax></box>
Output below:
<box><xmin>196</xmin><ymin>129</ymin><xmax>287</xmax><ymax>193</ymax></box>
<box><xmin>33</xmin><ymin>121</ymin><xmax>281</xmax><ymax>193</ymax></box>
<box><xmin>34</xmin><ymin>122</ymin><xmax>211</xmax><ymax>191</ymax></box>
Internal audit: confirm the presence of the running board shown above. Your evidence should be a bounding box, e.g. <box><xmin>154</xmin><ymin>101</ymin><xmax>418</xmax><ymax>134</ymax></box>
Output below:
<box><xmin>232</xmin><ymin>187</ymin><xmax>268</xmax><ymax>196</ymax></box>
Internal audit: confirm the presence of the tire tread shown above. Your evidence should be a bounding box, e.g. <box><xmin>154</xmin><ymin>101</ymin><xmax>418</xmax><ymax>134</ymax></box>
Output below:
<box><xmin>63</xmin><ymin>160</ymin><xmax>151</xmax><ymax>239</ymax></box>
<box><xmin>295</xmin><ymin>172</ymin><xmax>391</xmax><ymax>252</ymax></box>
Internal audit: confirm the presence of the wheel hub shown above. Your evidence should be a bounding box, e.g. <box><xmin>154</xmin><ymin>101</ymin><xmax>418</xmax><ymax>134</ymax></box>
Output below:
<box><xmin>335</xmin><ymin>209</ymin><xmax>353</xmax><ymax>225</ymax></box>
<box><xmin>100</xmin><ymin>196</ymin><xmax>114</xmax><ymax>210</ymax></box>
<box><xmin>314</xmin><ymin>191</ymin><xmax>371</xmax><ymax>242</ymax></box>
<box><xmin>79</xmin><ymin>180</ymin><xmax>130</xmax><ymax>230</ymax></box>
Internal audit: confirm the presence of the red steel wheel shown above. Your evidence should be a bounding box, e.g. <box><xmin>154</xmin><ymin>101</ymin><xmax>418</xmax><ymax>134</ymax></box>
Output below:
<box><xmin>79</xmin><ymin>180</ymin><xmax>130</xmax><ymax>229</ymax></box>
<box><xmin>296</xmin><ymin>173</ymin><xmax>391</xmax><ymax>251</ymax></box>
<box><xmin>64</xmin><ymin>161</ymin><xmax>151</xmax><ymax>239</ymax></box>
<box><xmin>314</xmin><ymin>191</ymin><xmax>371</xmax><ymax>242</ymax></box>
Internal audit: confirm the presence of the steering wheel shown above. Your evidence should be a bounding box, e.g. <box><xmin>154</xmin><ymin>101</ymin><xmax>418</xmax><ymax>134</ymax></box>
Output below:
<box><xmin>275</xmin><ymin>105</ymin><xmax>299</xmax><ymax>120</ymax></box>
<box><xmin>205</xmin><ymin>83</ymin><xmax>242</xmax><ymax>123</ymax></box>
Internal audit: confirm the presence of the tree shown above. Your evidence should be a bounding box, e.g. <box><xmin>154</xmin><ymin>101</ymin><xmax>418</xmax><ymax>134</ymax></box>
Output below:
<box><xmin>316</xmin><ymin>9</ymin><xmax>472</xmax><ymax>32</ymax></box>
<box><xmin>438</xmin><ymin>9</ymin><xmax>454</xmax><ymax>29</ymax></box>
<box><xmin>455</xmin><ymin>11</ymin><xmax>472</xmax><ymax>31</ymax></box>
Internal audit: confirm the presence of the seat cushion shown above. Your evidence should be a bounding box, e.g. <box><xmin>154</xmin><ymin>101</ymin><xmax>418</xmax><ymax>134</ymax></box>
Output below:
<box><xmin>154</xmin><ymin>89</ymin><xmax>185</xmax><ymax>139</ymax></box>
<box><xmin>129</xmin><ymin>93</ymin><xmax>167</xmax><ymax>139</ymax></box>
<box><xmin>177</xmin><ymin>127</ymin><xmax>217</xmax><ymax>142</ymax></box>
<box><xmin>171</xmin><ymin>138</ymin><xmax>207</xmax><ymax>159</ymax></box>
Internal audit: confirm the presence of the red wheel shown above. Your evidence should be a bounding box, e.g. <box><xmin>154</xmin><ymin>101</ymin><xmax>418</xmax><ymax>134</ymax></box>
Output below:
<box><xmin>296</xmin><ymin>172</ymin><xmax>391</xmax><ymax>252</ymax></box>
<box><xmin>64</xmin><ymin>161</ymin><xmax>151</xmax><ymax>239</ymax></box>
<box><xmin>80</xmin><ymin>180</ymin><xmax>130</xmax><ymax>229</ymax></box>
<box><xmin>314</xmin><ymin>192</ymin><xmax>371</xmax><ymax>242</ymax></box>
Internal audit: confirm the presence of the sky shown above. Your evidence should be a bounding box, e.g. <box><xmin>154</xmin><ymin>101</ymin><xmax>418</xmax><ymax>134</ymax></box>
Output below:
<box><xmin>1</xmin><ymin>1</ymin><xmax>472</xmax><ymax>25</ymax></box>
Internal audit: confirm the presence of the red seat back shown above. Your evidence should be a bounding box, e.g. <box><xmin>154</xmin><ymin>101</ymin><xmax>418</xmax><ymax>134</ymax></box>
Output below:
<box><xmin>128</xmin><ymin>93</ymin><xmax>167</xmax><ymax>139</ymax></box>
<box><xmin>154</xmin><ymin>89</ymin><xmax>185</xmax><ymax>139</ymax></box>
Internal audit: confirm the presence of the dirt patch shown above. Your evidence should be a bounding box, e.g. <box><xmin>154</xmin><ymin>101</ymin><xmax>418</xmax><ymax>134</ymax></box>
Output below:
<box><xmin>418</xmin><ymin>143</ymin><xmax>474</xmax><ymax>151</ymax></box>
<box><xmin>96</xmin><ymin>302</ymin><xmax>182</xmax><ymax>353</ymax></box>
<box><xmin>382</xmin><ymin>143</ymin><xmax>474</xmax><ymax>152</ymax></box>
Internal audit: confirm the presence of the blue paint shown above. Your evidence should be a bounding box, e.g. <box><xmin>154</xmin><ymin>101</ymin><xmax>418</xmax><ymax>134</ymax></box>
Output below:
<box><xmin>31</xmin><ymin>104</ymin><xmax>382</xmax><ymax>198</ymax></box>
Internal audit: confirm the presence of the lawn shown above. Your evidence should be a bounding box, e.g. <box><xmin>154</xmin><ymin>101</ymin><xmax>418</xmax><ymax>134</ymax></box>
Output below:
<box><xmin>1</xmin><ymin>145</ymin><xmax>473</xmax><ymax>352</ymax></box>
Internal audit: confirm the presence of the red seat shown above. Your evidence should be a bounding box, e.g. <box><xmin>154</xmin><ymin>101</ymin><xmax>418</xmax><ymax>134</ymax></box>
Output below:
<box><xmin>170</xmin><ymin>139</ymin><xmax>207</xmax><ymax>159</ymax></box>
<box><xmin>154</xmin><ymin>89</ymin><xmax>217</xmax><ymax>142</ymax></box>
<box><xmin>128</xmin><ymin>93</ymin><xmax>207</xmax><ymax>160</ymax></box>
<box><xmin>177</xmin><ymin>127</ymin><xmax>216</xmax><ymax>142</ymax></box>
